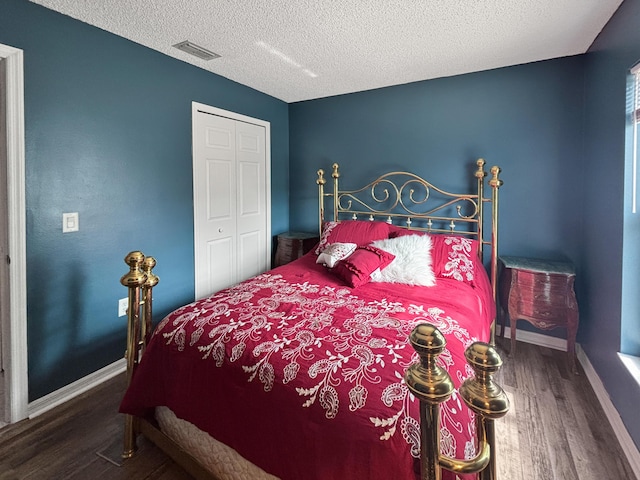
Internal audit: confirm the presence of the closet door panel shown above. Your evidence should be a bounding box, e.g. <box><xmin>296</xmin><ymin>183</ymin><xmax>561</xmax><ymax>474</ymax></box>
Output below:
<box><xmin>194</xmin><ymin>112</ymin><xmax>237</xmax><ymax>299</ymax></box>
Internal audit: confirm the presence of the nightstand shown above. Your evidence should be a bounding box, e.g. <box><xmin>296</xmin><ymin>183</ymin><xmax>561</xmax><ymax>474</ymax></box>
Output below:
<box><xmin>274</xmin><ymin>231</ymin><xmax>319</xmax><ymax>267</ymax></box>
<box><xmin>498</xmin><ymin>256</ymin><xmax>579</xmax><ymax>372</ymax></box>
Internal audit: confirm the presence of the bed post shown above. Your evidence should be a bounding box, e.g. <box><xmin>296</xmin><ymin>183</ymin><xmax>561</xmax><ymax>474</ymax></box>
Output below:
<box><xmin>120</xmin><ymin>251</ymin><xmax>147</xmax><ymax>459</ymax></box>
<box><xmin>317</xmin><ymin>168</ymin><xmax>326</xmax><ymax>236</ymax></box>
<box><xmin>405</xmin><ymin>324</ymin><xmax>455</xmax><ymax>480</ymax></box>
<box><xmin>459</xmin><ymin>342</ymin><xmax>509</xmax><ymax>480</ymax></box>
<box><xmin>475</xmin><ymin>159</ymin><xmax>487</xmax><ymax>259</ymax></box>
<box><xmin>120</xmin><ymin>251</ymin><xmax>159</xmax><ymax>459</ymax></box>
<box><xmin>140</xmin><ymin>256</ymin><xmax>159</xmax><ymax>357</ymax></box>
<box><xmin>405</xmin><ymin>323</ymin><xmax>509</xmax><ymax>480</ymax></box>
<box><xmin>488</xmin><ymin>166</ymin><xmax>503</xmax><ymax>341</ymax></box>
<box><xmin>331</xmin><ymin>163</ymin><xmax>340</xmax><ymax>222</ymax></box>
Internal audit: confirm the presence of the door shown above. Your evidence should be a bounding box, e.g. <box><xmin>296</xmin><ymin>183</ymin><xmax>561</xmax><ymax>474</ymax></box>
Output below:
<box><xmin>0</xmin><ymin>57</ymin><xmax>7</xmax><ymax>424</ymax></box>
<box><xmin>192</xmin><ymin>104</ymin><xmax>270</xmax><ymax>299</ymax></box>
<box><xmin>0</xmin><ymin>43</ymin><xmax>27</xmax><ymax>425</ymax></box>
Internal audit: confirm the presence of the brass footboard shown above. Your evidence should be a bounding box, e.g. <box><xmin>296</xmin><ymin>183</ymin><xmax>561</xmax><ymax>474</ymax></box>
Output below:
<box><xmin>120</xmin><ymin>250</ymin><xmax>159</xmax><ymax>459</ymax></box>
<box><xmin>119</xmin><ymin>253</ymin><xmax>508</xmax><ymax>479</ymax></box>
<box><xmin>405</xmin><ymin>323</ymin><xmax>509</xmax><ymax>480</ymax></box>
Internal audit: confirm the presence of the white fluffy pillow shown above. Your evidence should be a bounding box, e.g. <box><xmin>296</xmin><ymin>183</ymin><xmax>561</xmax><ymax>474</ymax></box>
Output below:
<box><xmin>370</xmin><ymin>234</ymin><xmax>436</xmax><ymax>286</ymax></box>
<box><xmin>316</xmin><ymin>242</ymin><xmax>358</xmax><ymax>268</ymax></box>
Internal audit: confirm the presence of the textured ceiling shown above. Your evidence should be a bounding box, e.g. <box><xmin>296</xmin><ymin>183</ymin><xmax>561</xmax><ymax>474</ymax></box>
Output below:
<box><xmin>30</xmin><ymin>0</ymin><xmax>623</xmax><ymax>103</ymax></box>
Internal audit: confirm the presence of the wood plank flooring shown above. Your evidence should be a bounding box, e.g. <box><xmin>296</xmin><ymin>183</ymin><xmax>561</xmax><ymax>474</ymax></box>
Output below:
<box><xmin>495</xmin><ymin>340</ymin><xmax>637</xmax><ymax>480</ymax></box>
<box><xmin>0</xmin><ymin>339</ymin><xmax>636</xmax><ymax>480</ymax></box>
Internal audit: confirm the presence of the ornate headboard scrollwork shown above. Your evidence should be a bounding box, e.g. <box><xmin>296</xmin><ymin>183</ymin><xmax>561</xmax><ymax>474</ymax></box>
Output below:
<box><xmin>317</xmin><ymin>160</ymin><xmax>500</xmax><ymax>240</ymax></box>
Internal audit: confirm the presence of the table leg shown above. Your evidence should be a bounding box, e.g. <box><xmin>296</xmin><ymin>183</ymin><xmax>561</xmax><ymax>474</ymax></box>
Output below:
<box><xmin>499</xmin><ymin>305</ymin><xmax>506</xmax><ymax>339</ymax></box>
<box><xmin>567</xmin><ymin>308</ymin><xmax>579</xmax><ymax>374</ymax></box>
<box><xmin>508</xmin><ymin>289</ymin><xmax>518</xmax><ymax>356</ymax></box>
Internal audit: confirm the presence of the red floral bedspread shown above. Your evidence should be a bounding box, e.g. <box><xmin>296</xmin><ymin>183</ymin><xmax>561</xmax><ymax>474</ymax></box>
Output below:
<box><xmin>120</xmin><ymin>252</ymin><xmax>495</xmax><ymax>480</ymax></box>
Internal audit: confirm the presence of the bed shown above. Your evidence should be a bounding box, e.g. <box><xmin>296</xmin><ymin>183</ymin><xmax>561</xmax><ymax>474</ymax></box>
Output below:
<box><xmin>119</xmin><ymin>159</ymin><xmax>507</xmax><ymax>480</ymax></box>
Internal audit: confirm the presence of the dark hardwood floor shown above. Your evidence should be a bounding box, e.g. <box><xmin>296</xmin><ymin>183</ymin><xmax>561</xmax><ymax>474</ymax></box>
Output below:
<box><xmin>0</xmin><ymin>339</ymin><xmax>636</xmax><ymax>479</ymax></box>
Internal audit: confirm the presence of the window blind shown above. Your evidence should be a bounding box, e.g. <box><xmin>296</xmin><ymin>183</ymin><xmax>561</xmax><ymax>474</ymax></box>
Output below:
<box><xmin>631</xmin><ymin>63</ymin><xmax>640</xmax><ymax>212</ymax></box>
<box><xmin>635</xmin><ymin>68</ymin><xmax>640</xmax><ymax>124</ymax></box>
<box><xmin>632</xmin><ymin>63</ymin><xmax>640</xmax><ymax>123</ymax></box>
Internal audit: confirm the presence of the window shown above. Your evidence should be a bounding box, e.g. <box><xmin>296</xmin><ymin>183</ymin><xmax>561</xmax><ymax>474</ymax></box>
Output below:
<box><xmin>620</xmin><ymin>64</ymin><xmax>640</xmax><ymax>361</ymax></box>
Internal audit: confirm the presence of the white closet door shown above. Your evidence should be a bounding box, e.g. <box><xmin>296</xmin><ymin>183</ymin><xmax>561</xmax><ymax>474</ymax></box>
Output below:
<box><xmin>236</xmin><ymin>121</ymin><xmax>267</xmax><ymax>281</ymax></box>
<box><xmin>193</xmin><ymin>107</ymin><xmax>269</xmax><ymax>300</ymax></box>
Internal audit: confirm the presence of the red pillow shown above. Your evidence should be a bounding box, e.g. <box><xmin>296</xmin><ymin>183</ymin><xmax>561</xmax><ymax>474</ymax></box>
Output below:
<box><xmin>332</xmin><ymin>245</ymin><xmax>395</xmax><ymax>288</ymax></box>
<box><xmin>430</xmin><ymin>234</ymin><xmax>479</xmax><ymax>286</ymax></box>
<box><xmin>315</xmin><ymin>220</ymin><xmax>391</xmax><ymax>254</ymax></box>
<box><xmin>387</xmin><ymin>224</ymin><xmax>413</xmax><ymax>238</ymax></box>
<box><xmin>389</xmin><ymin>229</ymin><xmax>480</xmax><ymax>286</ymax></box>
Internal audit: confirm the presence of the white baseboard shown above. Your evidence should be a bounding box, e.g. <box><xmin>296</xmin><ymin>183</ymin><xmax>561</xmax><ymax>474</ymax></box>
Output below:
<box><xmin>27</xmin><ymin>358</ymin><xmax>126</xmax><ymax>419</ymax></box>
<box><xmin>577</xmin><ymin>346</ymin><xmax>640</xmax><ymax>480</ymax></box>
<box><xmin>500</xmin><ymin>326</ymin><xmax>568</xmax><ymax>351</ymax></box>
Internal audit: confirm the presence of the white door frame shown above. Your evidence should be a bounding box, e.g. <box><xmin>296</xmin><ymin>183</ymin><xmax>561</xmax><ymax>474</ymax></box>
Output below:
<box><xmin>191</xmin><ymin>101</ymin><xmax>272</xmax><ymax>297</ymax></box>
<box><xmin>0</xmin><ymin>43</ymin><xmax>28</xmax><ymax>423</ymax></box>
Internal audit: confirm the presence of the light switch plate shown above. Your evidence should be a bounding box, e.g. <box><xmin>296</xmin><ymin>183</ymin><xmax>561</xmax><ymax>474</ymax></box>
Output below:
<box><xmin>118</xmin><ymin>298</ymin><xmax>128</xmax><ymax>317</ymax></box>
<box><xmin>62</xmin><ymin>212</ymin><xmax>79</xmax><ymax>233</ymax></box>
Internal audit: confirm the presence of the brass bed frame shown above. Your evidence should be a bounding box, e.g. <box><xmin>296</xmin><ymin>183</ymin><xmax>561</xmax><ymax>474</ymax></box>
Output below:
<box><xmin>120</xmin><ymin>159</ymin><xmax>508</xmax><ymax>480</ymax></box>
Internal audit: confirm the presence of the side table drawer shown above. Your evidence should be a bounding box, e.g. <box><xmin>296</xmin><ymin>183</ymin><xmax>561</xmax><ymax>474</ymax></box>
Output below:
<box><xmin>512</xmin><ymin>301</ymin><xmax>567</xmax><ymax>329</ymax></box>
<box><xmin>511</xmin><ymin>270</ymin><xmax>573</xmax><ymax>307</ymax></box>
<box><xmin>513</xmin><ymin>270</ymin><xmax>572</xmax><ymax>292</ymax></box>
<box><xmin>513</xmin><ymin>290</ymin><xmax>570</xmax><ymax>309</ymax></box>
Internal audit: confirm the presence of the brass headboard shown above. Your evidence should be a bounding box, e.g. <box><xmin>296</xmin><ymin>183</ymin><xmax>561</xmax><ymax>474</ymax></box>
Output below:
<box><xmin>316</xmin><ymin>159</ymin><xmax>503</xmax><ymax>335</ymax></box>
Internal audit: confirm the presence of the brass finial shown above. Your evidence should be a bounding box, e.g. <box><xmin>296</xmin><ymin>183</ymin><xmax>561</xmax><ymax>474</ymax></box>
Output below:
<box><xmin>120</xmin><ymin>251</ymin><xmax>147</xmax><ymax>288</ymax></box>
<box><xmin>459</xmin><ymin>342</ymin><xmax>509</xmax><ymax>419</ymax></box>
<box><xmin>332</xmin><ymin>163</ymin><xmax>340</xmax><ymax>180</ymax></box>
<box><xmin>489</xmin><ymin>166</ymin><xmax>503</xmax><ymax>189</ymax></box>
<box><xmin>475</xmin><ymin>158</ymin><xmax>487</xmax><ymax>179</ymax></box>
<box><xmin>317</xmin><ymin>169</ymin><xmax>326</xmax><ymax>186</ymax></box>
<box><xmin>404</xmin><ymin>323</ymin><xmax>455</xmax><ymax>403</ymax></box>
<box><xmin>141</xmin><ymin>256</ymin><xmax>159</xmax><ymax>288</ymax></box>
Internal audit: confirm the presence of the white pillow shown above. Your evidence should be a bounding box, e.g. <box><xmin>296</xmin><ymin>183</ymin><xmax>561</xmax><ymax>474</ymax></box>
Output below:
<box><xmin>316</xmin><ymin>242</ymin><xmax>358</xmax><ymax>268</ymax></box>
<box><xmin>370</xmin><ymin>234</ymin><xmax>436</xmax><ymax>286</ymax></box>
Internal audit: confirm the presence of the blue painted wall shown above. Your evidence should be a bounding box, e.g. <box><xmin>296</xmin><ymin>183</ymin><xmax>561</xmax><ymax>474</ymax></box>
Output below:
<box><xmin>0</xmin><ymin>0</ymin><xmax>289</xmax><ymax>400</ymax></box>
<box><xmin>289</xmin><ymin>58</ymin><xmax>585</xmax><ymax>263</ymax></box>
<box><xmin>582</xmin><ymin>0</ymin><xmax>640</xmax><ymax>448</ymax></box>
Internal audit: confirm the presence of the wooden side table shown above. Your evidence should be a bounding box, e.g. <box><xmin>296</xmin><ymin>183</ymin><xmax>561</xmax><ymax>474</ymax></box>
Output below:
<box><xmin>498</xmin><ymin>256</ymin><xmax>579</xmax><ymax>372</ymax></box>
<box><xmin>274</xmin><ymin>231</ymin><xmax>319</xmax><ymax>267</ymax></box>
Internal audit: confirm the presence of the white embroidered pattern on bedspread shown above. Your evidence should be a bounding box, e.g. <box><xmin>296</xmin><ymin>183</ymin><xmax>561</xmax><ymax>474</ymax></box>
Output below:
<box><xmin>156</xmin><ymin>273</ymin><xmax>479</xmax><ymax>459</ymax></box>
<box><xmin>442</xmin><ymin>237</ymin><xmax>475</xmax><ymax>283</ymax></box>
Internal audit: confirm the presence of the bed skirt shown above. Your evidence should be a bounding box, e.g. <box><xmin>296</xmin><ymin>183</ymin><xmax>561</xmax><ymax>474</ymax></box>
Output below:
<box><xmin>155</xmin><ymin>406</ymin><xmax>278</xmax><ymax>480</ymax></box>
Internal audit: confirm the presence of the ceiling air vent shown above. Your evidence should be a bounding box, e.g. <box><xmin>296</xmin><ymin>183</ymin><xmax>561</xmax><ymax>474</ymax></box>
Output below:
<box><xmin>173</xmin><ymin>41</ymin><xmax>221</xmax><ymax>61</ymax></box>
